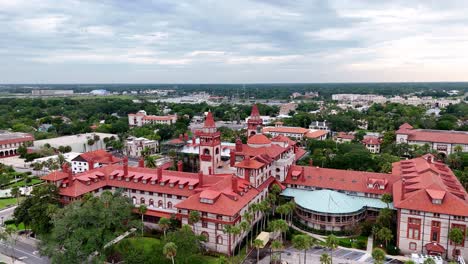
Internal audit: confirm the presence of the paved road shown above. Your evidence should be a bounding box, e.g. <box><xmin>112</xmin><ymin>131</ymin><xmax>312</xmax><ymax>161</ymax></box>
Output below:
<box><xmin>0</xmin><ymin>206</ymin><xmax>16</xmax><ymax>224</ymax></box>
<box><xmin>0</xmin><ymin>237</ymin><xmax>49</xmax><ymax>264</ymax></box>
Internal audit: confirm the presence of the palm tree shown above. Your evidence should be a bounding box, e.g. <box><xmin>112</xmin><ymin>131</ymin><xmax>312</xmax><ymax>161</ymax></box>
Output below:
<box><xmin>376</xmin><ymin>227</ymin><xmax>393</xmax><ymax>247</ymax></box>
<box><xmin>87</xmin><ymin>138</ymin><xmax>95</xmax><ymax>151</ymax></box>
<box><xmin>276</xmin><ymin>204</ymin><xmax>288</xmax><ymax>220</ymax></box>
<box><xmin>158</xmin><ymin>217</ymin><xmax>170</xmax><ymax>239</ymax></box>
<box><xmin>250</xmin><ymin>204</ymin><xmax>260</xmax><ymax>235</ymax></box>
<box><xmin>145</xmin><ymin>155</ymin><xmax>157</xmax><ymax>168</ymax></box>
<box><xmin>320</xmin><ymin>253</ymin><xmax>332</xmax><ymax>264</ymax></box>
<box><xmin>381</xmin><ymin>193</ymin><xmax>393</xmax><ymax>208</ymax></box>
<box><xmin>286</xmin><ymin>201</ymin><xmax>296</xmax><ymax>223</ymax></box>
<box><xmin>189</xmin><ymin>210</ymin><xmax>201</xmax><ymax>234</ymax></box>
<box><xmin>231</xmin><ymin>225</ymin><xmax>241</xmax><ymax>255</ymax></box>
<box><xmin>253</xmin><ymin>239</ymin><xmax>264</xmax><ymax>264</ymax></box>
<box><xmin>138</xmin><ymin>205</ymin><xmax>147</xmax><ymax>236</ymax></box>
<box><xmin>259</xmin><ymin>201</ymin><xmax>269</xmax><ymax>230</ymax></box>
<box><xmin>271</xmin><ymin>219</ymin><xmax>288</xmax><ymax>243</ymax></box>
<box><xmin>224</xmin><ymin>225</ymin><xmax>234</xmax><ymax>258</ymax></box>
<box><xmin>454</xmin><ymin>145</ymin><xmax>463</xmax><ymax>153</ymax></box>
<box><xmin>271</xmin><ymin>240</ymin><xmax>283</xmax><ymax>264</ymax></box>
<box><xmin>292</xmin><ymin>234</ymin><xmax>314</xmax><ymax>264</ymax></box>
<box><xmin>372</xmin><ymin>248</ymin><xmax>386</xmax><ymax>264</ymax></box>
<box><xmin>239</xmin><ymin>221</ymin><xmax>250</xmax><ymax>254</ymax></box>
<box><xmin>163</xmin><ymin>242</ymin><xmax>177</xmax><ymax>264</ymax></box>
<box><xmin>242</xmin><ymin>211</ymin><xmax>253</xmax><ymax>247</ymax></box>
<box><xmin>325</xmin><ymin>235</ymin><xmax>338</xmax><ymax>264</ymax></box>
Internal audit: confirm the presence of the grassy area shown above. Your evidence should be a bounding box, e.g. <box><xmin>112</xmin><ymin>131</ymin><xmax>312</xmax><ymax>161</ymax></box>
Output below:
<box><xmin>335</xmin><ymin>235</ymin><xmax>368</xmax><ymax>250</ymax></box>
<box><xmin>6</xmin><ymin>178</ymin><xmax>43</xmax><ymax>188</ymax></box>
<box><xmin>0</xmin><ymin>197</ymin><xmax>22</xmax><ymax>209</ymax></box>
<box><xmin>7</xmin><ymin>222</ymin><xmax>25</xmax><ymax>230</ymax></box>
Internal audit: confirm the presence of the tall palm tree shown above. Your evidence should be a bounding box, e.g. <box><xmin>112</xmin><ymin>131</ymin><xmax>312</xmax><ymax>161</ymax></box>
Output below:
<box><xmin>250</xmin><ymin>204</ymin><xmax>260</xmax><ymax>235</ymax></box>
<box><xmin>239</xmin><ymin>221</ymin><xmax>250</xmax><ymax>254</ymax></box>
<box><xmin>163</xmin><ymin>242</ymin><xmax>177</xmax><ymax>264</ymax></box>
<box><xmin>138</xmin><ymin>205</ymin><xmax>147</xmax><ymax>236</ymax></box>
<box><xmin>286</xmin><ymin>201</ymin><xmax>296</xmax><ymax>223</ymax></box>
<box><xmin>145</xmin><ymin>155</ymin><xmax>157</xmax><ymax>168</ymax></box>
<box><xmin>242</xmin><ymin>211</ymin><xmax>253</xmax><ymax>247</ymax></box>
<box><xmin>158</xmin><ymin>217</ymin><xmax>170</xmax><ymax>239</ymax></box>
<box><xmin>276</xmin><ymin>204</ymin><xmax>288</xmax><ymax>220</ymax></box>
<box><xmin>271</xmin><ymin>240</ymin><xmax>283</xmax><ymax>264</ymax></box>
<box><xmin>325</xmin><ymin>235</ymin><xmax>338</xmax><ymax>264</ymax></box>
<box><xmin>376</xmin><ymin>227</ymin><xmax>393</xmax><ymax>247</ymax></box>
<box><xmin>253</xmin><ymin>239</ymin><xmax>264</xmax><ymax>264</ymax></box>
<box><xmin>189</xmin><ymin>210</ymin><xmax>201</xmax><ymax>234</ymax></box>
<box><xmin>292</xmin><ymin>234</ymin><xmax>314</xmax><ymax>264</ymax></box>
<box><xmin>231</xmin><ymin>225</ymin><xmax>241</xmax><ymax>255</ymax></box>
<box><xmin>320</xmin><ymin>253</ymin><xmax>332</xmax><ymax>264</ymax></box>
<box><xmin>223</xmin><ymin>225</ymin><xmax>234</xmax><ymax>259</ymax></box>
<box><xmin>271</xmin><ymin>219</ymin><xmax>288</xmax><ymax>243</ymax></box>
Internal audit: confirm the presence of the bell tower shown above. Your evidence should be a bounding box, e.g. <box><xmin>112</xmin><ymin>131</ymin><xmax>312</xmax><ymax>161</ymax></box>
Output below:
<box><xmin>247</xmin><ymin>104</ymin><xmax>263</xmax><ymax>137</ymax></box>
<box><xmin>197</xmin><ymin>112</ymin><xmax>221</xmax><ymax>175</ymax></box>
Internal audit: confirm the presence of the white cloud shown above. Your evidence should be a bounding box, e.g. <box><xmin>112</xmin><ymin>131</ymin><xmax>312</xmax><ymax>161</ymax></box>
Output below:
<box><xmin>17</xmin><ymin>15</ymin><xmax>69</xmax><ymax>34</ymax></box>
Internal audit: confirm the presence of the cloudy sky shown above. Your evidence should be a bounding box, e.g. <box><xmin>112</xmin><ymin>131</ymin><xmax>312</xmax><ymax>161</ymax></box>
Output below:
<box><xmin>1</xmin><ymin>0</ymin><xmax>468</xmax><ymax>83</ymax></box>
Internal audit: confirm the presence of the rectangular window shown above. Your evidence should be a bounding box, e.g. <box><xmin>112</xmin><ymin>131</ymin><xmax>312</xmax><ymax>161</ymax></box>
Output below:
<box><xmin>407</xmin><ymin>218</ymin><xmax>421</xmax><ymax>240</ymax></box>
<box><xmin>167</xmin><ymin>194</ymin><xmax>172</xmax><ymax>198</ymax></box>
<box><xmin>202</xmin><ymin>221</ymin><xmax>208</xmax><ymax>228</ymax></box>
<box><xmin>431</xmin><ymin>221</ymin><xmax>441</xmax><ymax>242</ymax></box>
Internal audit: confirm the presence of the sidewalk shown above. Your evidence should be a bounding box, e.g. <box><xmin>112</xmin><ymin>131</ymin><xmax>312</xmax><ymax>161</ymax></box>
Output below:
<box><xmin>0</xmin><ymin>252</ymin><xmax>26</xmax><ymax>264</ymax></box>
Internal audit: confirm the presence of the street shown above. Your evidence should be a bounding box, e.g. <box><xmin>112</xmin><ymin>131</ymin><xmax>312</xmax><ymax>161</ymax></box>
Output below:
<box><xmin>0</xmin><ymin>237</ymin><xmax>49</xmax><ymax>264</ymax></box>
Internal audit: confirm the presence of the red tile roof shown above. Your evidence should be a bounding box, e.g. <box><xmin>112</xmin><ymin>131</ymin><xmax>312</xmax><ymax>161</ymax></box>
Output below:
<box><xmin>336</xmin><ymin>132</ymin><xmax>355</xmax><ymax>140</ymax></box>
<box><xmin>271</xmin><ymin>135</ymin><xmax>296</xmax><ymax>146</ymax></box>
<box><xmin>41</xmin><ymin>170</ymin><xmax>69</xmax><ymax>181</ymax></box>
<box><xmin>236</xmin><ymin>143</ymin><xmax>286</xmax><ymax>160</ymax></box>
<box><xmin>396</xmin><ymin>124</ymin><xmax>468</xmax><ymax>144</ymax></box>
<box><xmin>392</xmin><ymin>154</ymin><xmax>468</xmax><ymax>216</ymax></box>
<box><xmin>263</xmin><ymin>126</ymin><xmax>309</xmax><ymax>135</ymax></box>
<box><xmin>204</xmin><ymin>112</ymin><xmax>216</xmax><ymax>128</ymax></box>
<box><xmin>247</xmin><ymin>134</ymin><xmax>271</xmax><ymax>145</ymax></box>
<box><xmin>362</xmin><ymin>137</ymin><xmax>381</xmax><ymax>145</ymax></box>
<box><xmin>76</xmin><ymin>149</ymin><xmax>122</xmax><ymax>164</ymax></box>
<box><xmin>250</xmin><ymin>104</ymin><xmax>260</xmax><ymax>118</ymax></box>
<box><xmin>284</xmin><ymin>165</ymin><xmax>398</xmax><ymax>195</ymax></box>
<box><xmin>305</xmin><ymin>130</ymin><xmax>328</xmax><ymax>139</ymax></box>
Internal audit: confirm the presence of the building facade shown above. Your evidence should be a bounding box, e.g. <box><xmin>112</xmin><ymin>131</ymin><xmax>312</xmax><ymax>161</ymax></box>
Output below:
<box><xmin>124</xmin><ymin>136</ymin><xmax>159</xmax><ymax>158</ymax></box>
<box><xmin>128</xmin><ymin>110</ymin><xmax>178</xmax><ymax>127</ymax></box>
<box><xmin>362</xmin><ymin>137</ymin><xmax>382</xmax><ymax>153</ymax></box>
<box><xmin>0</xmin><ymin>131</ymin><xmax>34</xmax><ymax>158</ymax></box>
<box><xmin>71</xmin><ymin>149</ymin><xmax>122</xmax><ymax>173</ymax></box>
<box><xmin>396</xmin><ymin>123</ymin><xmax>468</xmax><ymax>155</ymax></box>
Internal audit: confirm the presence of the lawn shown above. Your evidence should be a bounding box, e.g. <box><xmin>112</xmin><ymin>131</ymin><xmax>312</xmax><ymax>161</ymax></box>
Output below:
<box><xmin>7</xmin><ymin>222</ymin><xmax>25</xmax><ymax>230</ymax></box>
<box><xmin>335</xmin><ymin>235</ymin><xmax>368</xmax><ymax>250</ymax></box>
<box><xmin>6</xmin><ymin>178</ymin><xmax>43</xmax><ymax>188</ymax></box>
<box><xmin>0</xmin><ymin>197</ymin><xmax>22</xmax><ymax>209</ymax></box>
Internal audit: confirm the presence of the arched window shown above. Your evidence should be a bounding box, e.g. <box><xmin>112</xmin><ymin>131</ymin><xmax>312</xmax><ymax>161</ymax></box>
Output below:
<box><xmin>215</xmin><ymin>148</ymin><xmax>219</xmax><ymax>155</ymax></box>
<box><xmin>201</xmin><ymin>231</ymin><xmax>209</xmax><ymax>242</ymax></box>
<box><xmin>216</xmin><ymin>235</ymin><xmax>223</xmax><ymax>245</ymax></box>
<box><xmin>276</xmin><ymin>168</ymin><xmax>280</xmax><ymax>172</ymax></box>
<box><xmin>204</xmin><ymin>148</ymin><xmax>210</xmax><ymax>155</ymax></box>
<box><xmin>149</xmin><ymin>199</ymin><xmax>154</xmax><ymax>207</ymax></box>
<box><xmin>132</xmin><ymin>196</ymin><xmax>137</xmax><ymax>204</ymax></box>
<box><xmin>140</xmin><ymin>197</ymin><xmax>145</xmax><ymax>204</ymax></box>
<box><xmin>167</xmin><ymin>201</ymin><xmax>172</xmax><ymax>209</ymax></box>
<box><xmin>158</xmin><ymin>200</ymin><xmax>163</xmax><ymax>208</ymax></box>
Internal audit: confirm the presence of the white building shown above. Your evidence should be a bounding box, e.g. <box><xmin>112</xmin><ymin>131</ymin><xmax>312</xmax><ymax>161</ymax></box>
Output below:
<box><xmin>124</xmin><ymin>137</ymin><xmax>159</xmax><ymax>159</ymax></box>
<box><xmin>128</xmin><ymin>110</ymin><xmax>178</xmax><ymax>127</ymax></box>
<box><xmin>71</xmin><ymin>149</ymin><xmax>122</xmax><ymax>173</ymax></box>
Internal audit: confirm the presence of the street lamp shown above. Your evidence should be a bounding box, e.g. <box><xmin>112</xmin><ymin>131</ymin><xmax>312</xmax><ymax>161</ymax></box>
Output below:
<box><xmin>1</xmin><ymin>216</ymin><xmax>4</xmax><ymax>226</ymax></box>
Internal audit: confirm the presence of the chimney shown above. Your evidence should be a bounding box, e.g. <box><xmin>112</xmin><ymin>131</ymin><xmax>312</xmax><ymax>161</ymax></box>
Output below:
<box><xmin>123</xmin><ymin>156</ymin><xmax>128</xmax><ymax>176</ymax></box>
<box><xmin>179</xmin><ymin>134</ymin><xmax>183</xmax><ymax>141</ymax></box>
<box><xmin>88</xmin><ymin>160</ymin><xmax>95</xmax><ymax>171</ymax></box>
<box><xmin>232</xmin><ymin>175</ymin><xmax>238</xmax><ymax>193</ymax></box>
<box><xmin>138</xmin><ymin>158</ymin><xmax>145</xmax><ymax>168</ymax></box>
<box><xmin>309</xmin><ymin>159</ymin><xmax>313</xmax><ymax>167</ymax></box>
<box><xmin>177</xmin><ymin>160</ymin><xmax>183</xmax><ymax>172</ymax></box>
<box><xmin>208</xmin><ymin>166</ymin><xmax>212</xmax><ymax>175</ymax></box>
<box><xmin>157</xmin><ymin>167</ymin><xmax>163</xmax><ymax>182</ymax></box>
<box><xmin>62</xmin><ymin>163</ymin><xmax>72</xmax><ymax>183</ymax></box>
<box><xmin>301</xmin><ymin>166</ymin><xmax>306</xmax><ymax>182</ymax></box>
<box><xmin>192</xmin><ymin>137</ymin><xmax>196</xmax><ymax>144</ymax></box>
<box><xmin>235</xmin><ymin>138</ymin><xmax>242</xmax><ymax>152</ymax></box>
<box><xmin>230</xmin><ymin>151</ymin><xmax>236</xmax><ymax>166</ymax></box>
<box><xmin>244</xmin><ymin>168</ymin><xmax>250</xmax><ymax>182</ymax></box>
<box><xmin>184</xmin><ymin>133</ymin><xmax>189</xmax><ymax>141</ymax></box>
<box><xmin>198</xmin><ymin>171</ymin><xmax>204</xmax><ymax>187</ymax></box>
<box><xmin>293</xmin><ymin>144</ymin><xmax>298</xmax><ymax>153</ymax></box>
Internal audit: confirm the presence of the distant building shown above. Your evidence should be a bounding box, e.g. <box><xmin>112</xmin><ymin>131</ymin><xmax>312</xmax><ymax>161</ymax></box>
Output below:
<box><xmin>32</xmin><ymin>152</ymin><xmax>81</xmax><ymax>170</ymax></box>
<box><xmin>128</xmin><ymin>110</ymin><xmax>178</xmax><ymax>127</ymax></box>
<box><xmin>396</xmin><ymin>123</ymin><xmax>468</xmax><ymax>155</ymax></box>
<box><xmin>32</xmin><ymin>90</ymin><xmax>74</xmax><ymax>96</ymax></box>
<box><xmin>279</xmin><ymin>103</ymin><xmax>298</xmax><ymax>116</ymax></box>
<box><xmin>89</xmin><ymin>89</ymin><xmax>110</xmax><ymax>95</ymax></box>
<box><xmin>262</xmin><ymin>123</ymin><xmax>328</xmax><ymax>141</ymax></box>
<box><xmin>124</xmin><ymin>137</ymin><xmax>159</xmax><ymax>159</ymax></box>
<box><xmin>0</xmin><ymin>131</ymin><xmax>34</xmax><ymax>158</ymax></box>
<box><xmin>33</xmin><ymin>133</ymin><xmax>117</xmax><ymax>153</ymax></box>
<box><xmin>38</xmin><ymin>124</ymin><xmax>54</xmax><ymax>132</ymax></box>
<box><xmin>362</xmin><ymin>137</ymin><xmax>382</xmax><ymax>153</ymax></box>
<box><xmin>309</xmin><ymin>120</ymin><xmax>330</xmax><ymax>131</ymax></box>
<box><xmin>335</xmin><ymin>132</ymin><xmax>355</xmax><ymax>143</ymax></box>
<box><xmin>71</xmin><ymin>149</ymin><xmax>122</xmax><ymax>173</ymax></box>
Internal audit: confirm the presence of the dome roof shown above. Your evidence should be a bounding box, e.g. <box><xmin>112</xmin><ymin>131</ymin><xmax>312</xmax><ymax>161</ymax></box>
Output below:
<box><xmin>247</xmin><ymin>134</ymin><xmax>271</xmax><ymax>145</ymax></box>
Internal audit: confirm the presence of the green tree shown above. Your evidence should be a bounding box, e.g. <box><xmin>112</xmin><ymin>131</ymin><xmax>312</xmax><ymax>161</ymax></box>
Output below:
<box><xmin>188</xmin><ymin>210</ymin><xmax>201</xmax><ymax>234</ymax></box>
<box><xmin>372</xmin><ymin>248</ymin><xmax>386</xmax><ymax>264</ymax></box>
<box><xmin>381</xmin><ymin>194</ymin><xmax>393</xmax><ymax>208</ymax></box>
<box><xmin>404</xmin><ymin>260</ymin><xmax>416</xmax><ymax>264</ymax></box>
<box><xmin>253</xmin><ymin>239</ymin><xmax>264</xmax><ymax>264</ymax></box>
<box><xmin>292</xmin><ymin>234</ymin><xmax>314</xmax><ymax>264</ymax></box>
<box><xmin>13</xmin><ymin>183</ymin><xmax>60</xmax><ymax>234</ymax></box>
<box><xmin>138</xmin><ymin>205</ymin><xmax>147</xmax><ymax>236</ymax></box>
<box><xmin>145</xmin><ymin>155</ymin><xmax>157</xmax><ymax>168</ymax></box>
<box><xmin>40</xmin><ymin>191</ymin><xmax>136</xmax><ymax>264</ymax></box>
<box><xmin>423</xmin><ymin>258</ymin><xmax>436</xmax><ymax>264</ymax></box>
<box><xmin>0</xmin><ymin>226</ymin><xmax>20</xmax><ymax>264</ymax></box>
<box><xmin>271</xmin><ymin>240</ymin><xmax>283</xmax><ymax>264</ymax></box>
<box><xmin>320</xmin><ymin>253</ymin><xmax>332</xmax><ymax>264</ymax></box>
<box><xmin>158</xmin><ymin>217</ymin><xmax>171</xmax><ymax>239</ymax></box>
<box><xmin>448</xmin><ymin>227</ymin><xmax>464</xmax><ymax>258</ymax></box>
<box><xmin>270</xmin><ymin>219</ymin><xmax>288</xmax><ymax>243</ymax></box>
<box><xmin>11</xmin><ymin>186</ymin><xmax>20</xmax><ymax>205</ymax></box>
<box><xmin>163</xmin><ymin>242</ymin><xmax>177</xmax><ymax>264</ymax></box>
<box><xmin>375</xmin><ymin>227</ymin><xmax>393</xmax><ymax>247</ymax></box>
<box><xmin>325</xmin><ymin>235</ymin><xmax>338</xmax><ymax>264</ymax></box>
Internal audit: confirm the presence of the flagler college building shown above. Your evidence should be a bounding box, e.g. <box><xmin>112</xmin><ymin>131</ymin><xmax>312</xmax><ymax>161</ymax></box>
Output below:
<box><xmin>43</xmin><ymin>105</ymin><xmax>468</xmax><ymax>260</ymax></box>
